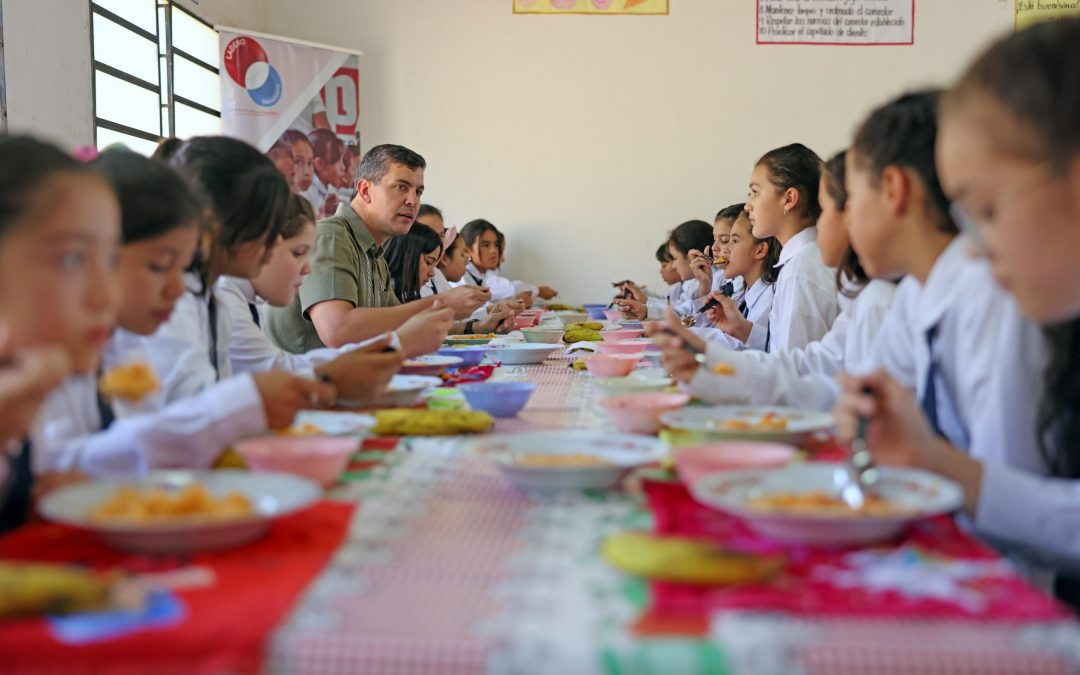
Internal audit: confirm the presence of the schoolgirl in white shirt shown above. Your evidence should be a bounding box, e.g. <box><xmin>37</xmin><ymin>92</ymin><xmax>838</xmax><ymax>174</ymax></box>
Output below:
<box><xmin>34</xmin><ymin>149</ymin><xmax>332</xmax><ymax>478</ymax></box>
<box><xmin>686</xmin><ymin>204</ymin><xmax>747</xmax><ymax>320</ymax></box>
<box><xmin>836</xmin><ymin>22</ymin><xmax>1080</xmax><ymax>608</ymax></box>
<box><xmin>0</xmin><ymin>136</ymin><xmax>119</xmax><ymax>531</ymax></box>
<box><xmin>663</xmin><ymin>151</ymin><xmax>895</xmax><ymax>410</ymax></box>
<box><xmin>740</xmin><ymin>143</ymin><xmax>839</xmax><ymax>351</ymax></box>
<box><xmin>689</xmin><ymin>210</ymin><xmax>779</xmax><ymax>351</ymax></box>
<box><xmin>455</xmin><ymin>219</ymin><xmax>557</xmax><ymax>304</ymax></box>
<box><xmin>215</xmin><ymin>193</ymin><xmax>405</xmax><ymax>401</ymax></box>
<box><xmin>617</xmin><ymin>220</ymin><xmax>713</xmax><ymax>321</ymax></box>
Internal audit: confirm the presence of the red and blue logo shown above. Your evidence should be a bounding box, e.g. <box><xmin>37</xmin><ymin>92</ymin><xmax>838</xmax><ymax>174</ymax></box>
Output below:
<box><xmin>223</xmin><ymin>36</ymin><xmax>282</xmax><ymax>108</ymax></box>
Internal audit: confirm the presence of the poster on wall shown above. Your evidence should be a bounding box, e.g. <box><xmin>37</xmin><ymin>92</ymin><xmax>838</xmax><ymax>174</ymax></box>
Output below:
<box><xmin>757</xmin><ymin>0</ymin><xmax>914</xmax><ymax>45</ymax></box>
<box><xmin>219</xmin><ymin>30</ymin><xmax>361</xmax><ymax>219</ymax></box>
<box><xmin>1015</xmin><ymin>0</ymin><xmax>1080</xmax><ymax>30</ymax></box>
<box><xmin>513</xmin><ymin>0</ymin><xmax>669</xmax><ymax>15</ymax></box>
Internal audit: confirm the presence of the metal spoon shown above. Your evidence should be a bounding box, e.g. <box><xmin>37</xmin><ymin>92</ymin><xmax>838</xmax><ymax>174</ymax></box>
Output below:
<box><xmin>837</xmin><ymin>389</ymin><xmax>879</xmax><ymax>510</ymax></box>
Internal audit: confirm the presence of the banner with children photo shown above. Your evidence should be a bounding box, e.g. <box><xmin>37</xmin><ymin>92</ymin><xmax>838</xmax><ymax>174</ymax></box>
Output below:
<box><xmin>219</xmin><ymin>30</ymin><xmax>361</xmax><ymax>219</ymax></box>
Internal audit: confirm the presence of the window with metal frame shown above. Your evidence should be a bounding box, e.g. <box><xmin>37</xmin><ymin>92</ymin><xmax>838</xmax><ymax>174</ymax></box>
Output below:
<box><xmin>90</xmin><ymin>0</ymin><xmax>220</xmax><ymax>155</ymax></box>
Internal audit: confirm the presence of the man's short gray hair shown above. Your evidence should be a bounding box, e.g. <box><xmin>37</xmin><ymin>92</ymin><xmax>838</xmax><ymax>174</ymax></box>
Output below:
<box><xmin>356</xmin><ymin>144</ymin><xmax>426</xmax><ymax>185</ymax></box>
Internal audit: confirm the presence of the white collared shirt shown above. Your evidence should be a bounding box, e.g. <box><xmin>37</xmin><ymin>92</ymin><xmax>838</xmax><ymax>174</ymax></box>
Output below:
<box><xmin>32</xmin><ymin>330</ymin><xmax>267</xmax><ymax>477</ymax></box>
<box><xmin>215</xmin><ymin>276</ymin><xmax>401</xmax><ymax>378</ymax></box>
<box><xmin>420</xmin><ymin>269</ymin><xmax>453</xmax><ymax>298</ymax></box>
<box><xmin>746</xmin><ymin>227</ymin><xmax>839</xmax><ymax>353</ymax></box>
<box><xmin>453</xmin><ymin>262</ymin><xmax>520</xmax><ymax>302</ymax></box>
<box><xmin>689</xmin><ymin>279</ymin><xmax>896</xmax><ymax>409</ymax></box>
<box><xmin>690</xmin><ymin>277</ymin><xmax>775</xmax><ymax>351</ymax></box>
<box><xmin>132</xmin><ymin>273</ymin><xmax>232</xmax><ymax>401</ymax></box>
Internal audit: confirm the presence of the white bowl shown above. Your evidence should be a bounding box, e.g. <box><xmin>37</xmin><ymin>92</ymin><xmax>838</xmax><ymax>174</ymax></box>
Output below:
<box><xmin>399</xmin><ymin>354</ymin><xmax>463</xmax><ymax>376</ymax></box>
<box><xmin>485</xmin><ymin>342</ymin><xmax>561</xmax><ymax>365</ymax></box>
<box><xmin>521</xmin><ymin>327</ymin><xmax>565</xmax><ymax>344</ymax></box>
<box><xmin>594</xmin><ymin>373</ymin><xmax>673</xmax><ymax>398</ymax></box>
<box><xmin>39</xmin><ymin>470</ymin><xmax>321</xmax><ymax>554</ymax></box>
<box><xmin>466</xmin><ymin>431</ymin><xmax>665</xmax><ymax>490</ymax></box>
<box><xmin>660</xmin><ymin>405</ymin><xmax>834</xmax><ymax>445</ymax></box>
<box><xmin>556</xmin><ymin>312</ymin><xmax>592</xmax><ymax>325</ymax></box>
<box><xmin>691</xmin><ymin>463</ymin><xmax>964</xmax><ymax>546</ymax></box>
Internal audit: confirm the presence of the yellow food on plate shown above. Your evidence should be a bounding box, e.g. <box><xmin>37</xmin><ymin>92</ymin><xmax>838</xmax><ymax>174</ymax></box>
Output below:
<box><xmin>547</xmin><ymin>303</ymin><xmax>585</xmax><ymax>312</ymax></box>
<box><xmin>0</xmin><ymin>563</ymin><xmax>116</xmax><ymax>618</ymax></box>
<box><xmin>98</xmin><ymin>362</ymin><xmax>159</xmax><ymax>402</ymax></box>
<box><xmin>747</xmin><ymin>490</ymin><xmax>910</xmax><ymax>516</ymax></box>
<box><xmin>570</xmin><ymin>359</ymin><xmax>589</xmax><ymax>371</ymax></box>
<box><xmin>273</xmin><ymin>423</ymin><xmax>323</xmax><ymax>436</ymax></box>
<box><xmin>721</xmin><ymin>411</ymin><xmax>787</xmax><ymax>431</ymax></box>
<box><xmin>564</xmin><ymin>322</ymin><xmax>604</xmax><ymax>332</ymax></box>
<box><xmin>563</xmin><ymin>329</ymin><xmax>603</xmax><ymax>343</ymax></box>
<box><xmin>446</xmin><ymin>333</ymin><xmax>497</xmax><ymax>340</ymax></box>
<box><xmin>88</xmin><ymin>483</ymin><xmax>254</xmax><ymax>524</ymax></box>
<box><xmin>371</xmin><ymin>409</ymin><xmax>494</xmax><ymax>436</ymax></box>
<box><xmin>602</xmin><ymin>532</ymin><xmax>784</xmax><ymax>585</ymax></box>
<box><xmin>514</xmin><ymin>453</ymin><xmax>610</xmax><ymax>467</ymax></box>
<box><xmin>711</xmin><ymin>363</ymin><xmax>736</xmax><ymax>376</ymax></box>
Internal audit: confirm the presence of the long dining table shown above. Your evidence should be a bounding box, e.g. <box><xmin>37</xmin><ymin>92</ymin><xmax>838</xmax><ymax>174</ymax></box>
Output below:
<box><xmin>2</xmin><ymin>330</ymin><xmax>1080</xmax><ymax>674</ymax></box>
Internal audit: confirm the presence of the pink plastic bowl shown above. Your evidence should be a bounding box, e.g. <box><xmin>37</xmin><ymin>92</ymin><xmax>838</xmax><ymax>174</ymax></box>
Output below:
<box><xmin>601</xmin><ymin>328</ymin><xmax>644</xmax><ymax>342</ymax></box>
<box><xmin>673</xmin><ymin>442</ymin><xmax>797</xmax><ymax>487</ymax></box>
<box><xmin>235</xmin><ymin>435</ymin><xmax>359</xmax><ymax>487</ymax></box>
<box><xmin>582</xmin><ymin>353</ymin><xmax>641</xmax><ymax>378</ymax></box>
<box><xmin>596</xmin><ymin>340</ymin><xmax>649</xmax><ymax>356</ymax></box>
<box><xmin>514</xmin><ymin>316</ymin><xmax>539</xmax><ymax>329</ymax></box>
<box><xmin>599</xmin><ymin>392</ymin><xmax>691</xmax><ymax>434</ymax></box>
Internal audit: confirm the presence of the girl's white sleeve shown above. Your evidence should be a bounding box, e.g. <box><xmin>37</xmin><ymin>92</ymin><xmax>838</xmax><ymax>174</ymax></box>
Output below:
<box><xmin>34</xmin><ymin>374</ymin><xmax>267</xmax><ymax>478</ymax></box>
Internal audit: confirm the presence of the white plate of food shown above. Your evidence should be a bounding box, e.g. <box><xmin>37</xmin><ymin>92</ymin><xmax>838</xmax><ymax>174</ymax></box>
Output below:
<box><xmin>39</xmin><ymin>470</ymin><xmax>321</xmax><ymax>554</ymax></box>
<box><xmin>399</xmin><ymin>354</ymin><xmax>463</xmax><ymax>376</ymax></box>
<box><xmin>289</xmin><ymin>410</ymin><xmax>376</xmax><ymax>436</ymax></box>
<box><xmin>691</xmin><ymin>462</ymin><xmax>964</xmax><ymax>546</ymax></box>
<box><xmin>485</xmin><ymin>342</ymin><xmax>562</xmax><ymax>365</ymax></box>
<box><xmin>466</xmin><ymin>430</ymin><xmax>666</xmax><ymax>490</ymax></box>
<box><xmin>660</xmin><ymin>405</ymin><xmax>834</xmax><ymax>444</ymax></box>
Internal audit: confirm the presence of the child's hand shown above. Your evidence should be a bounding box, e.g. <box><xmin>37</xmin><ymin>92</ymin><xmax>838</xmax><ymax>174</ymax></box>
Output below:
<box><xmin>321</xmin><ymin>193</ymin><xmax>340</xmax><ymax>218</ymax></box>
<box><xmin>253</xmin><ymin>371</ymin><xmax>337</xmax><ymax>429</ymax></box>
<box><xmin>705</xmin><ymin>292</ymin><xmax>752</xmax><ymax>342</ymax></box>
<box><xmin>615</xmin><ymin>298</ymin><xmax>647</xmax><ymax>321</ymax></box>
<box><xmin>688</xmin><ymin>248</ymin><xmax>713</xmax><ymax>298</ymax></box>
<box><xmin>641</xmin><ymin>309</ymin><xmax>705</xmax><ymax>383</ymax></box>
<box><xmin>538</xmin><ymin>286</ymin><xmax>558</xmax><ymax>300</ymax></box>
<box><xmin>441</xmin><ymin>285</ymin><xmax>490</xmax><ymax>318</ymax></box>
<box><xmin>514</xmin><ymin>290</ymin><xmax>535</xmax><ymax>309</ymax></box>
<box><xmin>0</xmin><ymin>326</ymin><xmax>72</xmax><ymax>444</ymax></box>
<box><xmin>318</xmin><ymin>335</ymin><xmax>404</xmax><ymax>401</ymax></box>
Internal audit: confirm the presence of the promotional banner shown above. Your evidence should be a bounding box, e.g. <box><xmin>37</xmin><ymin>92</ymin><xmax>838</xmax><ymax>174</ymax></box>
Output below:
<box><xmin>220</xmin><ymin>30</ymin><xmax>361</xmax><ymax>218</ymax></box>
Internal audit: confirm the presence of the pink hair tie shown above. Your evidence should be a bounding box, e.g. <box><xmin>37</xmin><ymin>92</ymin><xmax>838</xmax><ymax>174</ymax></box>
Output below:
<box><xmin>73</xmin><ymin>145</ymin><xmax>99</xmax><ymax>163</ymax></box>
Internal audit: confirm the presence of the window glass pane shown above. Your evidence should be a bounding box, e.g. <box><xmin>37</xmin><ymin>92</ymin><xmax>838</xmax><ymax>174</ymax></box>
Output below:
<box><xmin>92</xmin><ymin>14</ymin><xmax>158</xmax><ymax>86</ymax></box>
<box><xmin>174</xmin><ymin>56</ymin><xmax>220</xmax><ymax>111</ymax></box>
<box><xmin>92</xmin><ymin>0</ymin><xmax>156</xmax><ymax>34</ymax></box>
<box><xmin>159</xmin><ymin>57</ymin><xmax>169</xmax><ymax>104</ymax></box>
<box><xmin>157</xmin><ymin>7</ymin><xmax>167</xmax><ymax>53</ymax></box>
<box><xmin>161</xmin><ymin>107</ymin><xmax>171</xmax><ymax>138</ymax></box>
<box><xmin>174</xmin><ymin>102</ymin><xmax>221</xmax><ymax>137</ymax></box>
<box><xmin>96</xmin><ymin>127</ymin><xmax>160</xmax><ymax>156</ymax></box>
<box><xmin>94</xmin><ymin>70</ymin><xmax>161</xmax><ymax>136</ymax></box>
<box><xmin>171</xmin><ymin>8</ymin><xmax>218</xmax><ymax>66</ymax></box>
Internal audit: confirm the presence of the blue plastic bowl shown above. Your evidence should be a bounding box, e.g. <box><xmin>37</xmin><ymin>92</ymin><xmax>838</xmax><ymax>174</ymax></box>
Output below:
<box><xmin>583</xmin><ymin>303</ymin><xmax>608</xmax><ymax>309</ymax></box>
<box><xmin>458</xmin><ymin>382</ymin><xmax>537</xmax><ymax>418</ymax></box>
<box><xmin>618</xmin><ymin>321</ymin><xmax>645</xmax><ymax>331</ymax></box>
<box><xmin>586</xmin><ymin>306</ymin><xmax>608</xmax><ymax>319</ymax></box>
<box><xmin>437</xmin><ymin>345</ymin><xmax>487</xmax><ymax>367</ymax></box>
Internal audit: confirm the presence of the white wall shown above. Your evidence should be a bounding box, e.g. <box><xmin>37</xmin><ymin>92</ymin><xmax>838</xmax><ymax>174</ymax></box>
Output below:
<box><xmin>261</xmin><ymin>0</ymin><xmax>1015</xmax><ymax>303</ymax></box>
<box><xmin>3</xmin><ymin>0</ymin><xmax>93</xmax><ymax>148</ymax></box>
<box><xmin>1</xmin><ymin>0</ymin><xmax>264</xmax><ymax>150</ymax></box>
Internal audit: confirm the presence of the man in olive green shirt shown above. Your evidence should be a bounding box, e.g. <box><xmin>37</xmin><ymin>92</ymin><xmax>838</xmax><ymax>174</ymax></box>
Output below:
<box><xmin>266</xmin><ymin>144</ymin><xmax>488</xmax><ymax>354</ymax></box>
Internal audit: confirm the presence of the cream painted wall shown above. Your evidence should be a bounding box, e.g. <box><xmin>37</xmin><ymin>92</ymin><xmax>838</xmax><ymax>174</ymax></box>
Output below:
<box><xmin>3</xmin><ymin>0</ymin><xmax>94</xmax><ymax>148</ymax></box>
<box><xmin>1</xmin><ymin>0</ymin><xmax>264</xmax><ymax>149</ymax></box>
<box><xmin>261</xmin><ymin>0</ymin><xmax>1015</xmax><ymax>303</ymax></box>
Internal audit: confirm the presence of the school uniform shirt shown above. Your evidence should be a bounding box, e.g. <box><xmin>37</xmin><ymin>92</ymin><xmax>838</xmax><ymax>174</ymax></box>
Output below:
<box><xmin>688</xmin><ymin>271</ymin><xmax>746</xmax><ymax>320</ymax></box>
<box><xmin>304</xmin><ymin>173</ymin><xmax>335</xmax><ymax>217</ymax></box>
<box><xmin>745</xmin><ymin>227</ymin><xmax>839</xmax><ymax>353</ymax></box>
<box><xmin>689</xmin><ymin>277</ymin><xmax>776</xmax><ymax>352</ymax></box>
<box><xmin>688</xmin><ymin>279</ymin><xmax>896</xmax><ymax>409</ymax></box>
<box><xmin>420</xmin><ymin>268</ymin><xmax>453</xmax><ymax>299</ymax></box>
<box><xmin>942</xmin><ymin>296</ymin><xmax>1080</xmax><ymax>582</ymax></box>
<box><xmin>643</xmin><ymin>282</ymin><xmax>681</xmax><ymax>317</ymax></box>
<box><xmin>137</xmin><ymin>273</ymin><xmax>232</xmax><ymax>401</ymax></box>
<box><xmin>870</xmin><ymin>236</ymin><xmax>1008</xmax><ymax>452</ymax></box>
<box><xmin>32</xmin><ymin>330</ymin><xmax>266</xmax><ymax>477</ymax></box>
<box><xmin>454</xmin><ymin>262</ymin><xmax>519</xmax><ymax>302</ymax></box>
<box><xmin>215</xmin><ymin>276</ymin><xmax>401</xmax><ymax>378</ymax></box>
<box><xmin>648</xmin><ymin>279</ymin><xmax>700</xmax><ymax>320</ymax></box>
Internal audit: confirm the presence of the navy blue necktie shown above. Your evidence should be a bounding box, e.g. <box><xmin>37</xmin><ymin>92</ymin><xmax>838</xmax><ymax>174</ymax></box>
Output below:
<box><xmin>0</xmin><ymin>440</ymin><xmax>34</xmax><ymax>533</ymax></box>
<box><xmin>921</xmin><ymin>324</ymin><xmax>944</xmax><ymax>436</ymax></box>
<box><xmin>249</xmin><ymin>302</ymin><xmax>261</xmax><ymax>329</ymax></box>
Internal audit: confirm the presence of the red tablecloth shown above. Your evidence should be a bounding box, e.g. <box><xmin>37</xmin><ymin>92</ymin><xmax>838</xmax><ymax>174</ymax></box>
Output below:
<box><xmin>0</xmin><ymin>501</ymin><xmax>355</xmax><ymax>675</ymax></box>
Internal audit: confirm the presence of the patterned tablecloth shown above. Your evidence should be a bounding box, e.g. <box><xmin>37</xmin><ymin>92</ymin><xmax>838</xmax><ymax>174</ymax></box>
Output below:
<box><xmin>264</xmin><ymin>338</ymin><xmax>1080</xmax><ymax>675</ymax></box>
